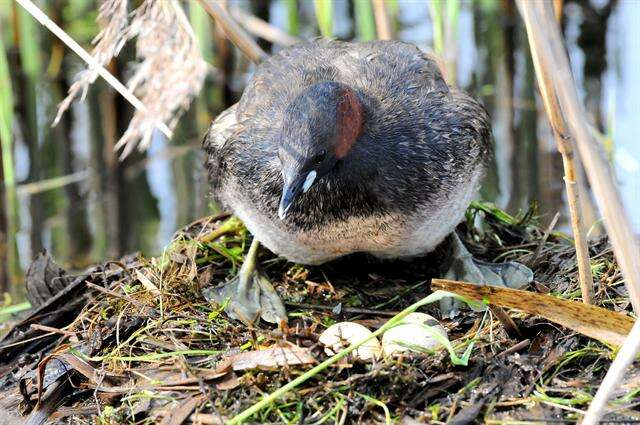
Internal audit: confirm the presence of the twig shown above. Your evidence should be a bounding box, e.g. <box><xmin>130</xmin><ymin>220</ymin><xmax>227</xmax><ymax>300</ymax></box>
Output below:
<box><xmin>517</xmin><ymin>1</ymin><xmax>595</xmax><ymax>305</ymax></box>
<box><xmin>14</xmin><ymin>0</ymin><xmax>172</xmax><ymax>140</ymax></box>
<box><xmin>528</xmin><ymin>212</ymin><xmax>560</xmax><ymax>268</ymax></box>
<box><xmin>30</xmin><ymin>324</ymin><xmax>77</xmax><ymax>339</ymax></box>
<box><xmin>516</xmin><ymin>1</ymin><xmax>640</xmax><ymax>312</ymax></box>
<box><xmin>488</xmin><ymin>305</ymin><xmax>522</xmax><ymax>340</ymax></box>
<box><xmin>372</xmin><ymin>0</ymin><xmax>393</xmax><ymax>40</ymax></box>
<box><xmin>582</xmin><ymin>319</ymin><xmax>640</xmax><ymax>424</ymax></box>
<box><xmin>230</xmin><ymin>7</ymin><xmax>300</xmax><ymax>47</ymax></box>
<box><xmin>196</xmin><ymin>0</ymin><xmax>268</xmax><ymax>64</ymax></box>
<box><xmin>497</xmin><ymin>338</ymin><xmax>530</xmax><ymax>357</ymax></box>
<box><xmin>85</xmin><ymin>282</ymin><xmax>150</xmax><ymax>313</ymax></box>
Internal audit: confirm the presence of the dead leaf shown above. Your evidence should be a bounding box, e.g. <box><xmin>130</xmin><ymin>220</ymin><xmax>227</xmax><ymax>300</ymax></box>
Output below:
<box><xmin>136</xmin><ymin>270</ymin><xmax>161</xmax><ymax>296</ymax></box>
<box><xmin>227</xmin><ymin>346</ymin><xmax>315</xmax><ymax>371</ymax></box>
<box><xmin>432</xmin><ymin>279</ymin><xmax>633</xmax><ymax>347</ymax></box>
<box><xmin>215</xmin><ymin>373</ymin><xmax>240</xmax><ymax>390</ymax></box>
<box><xmin>190</xmin><ymin>413</ymin><xmax>229</xmax><ymax>425</ymax></box>
<box><xmin>160</xmin><ymin>394</ymin><xmax>207</xmax><ymax>425</ymax></box>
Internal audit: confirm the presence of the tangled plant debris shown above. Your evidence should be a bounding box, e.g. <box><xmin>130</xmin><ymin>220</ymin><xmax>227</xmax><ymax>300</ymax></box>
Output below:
<box><xmin>0</xmin><ymin>203</ymin><xmax>638</xmax><ymax>424</ymax></box>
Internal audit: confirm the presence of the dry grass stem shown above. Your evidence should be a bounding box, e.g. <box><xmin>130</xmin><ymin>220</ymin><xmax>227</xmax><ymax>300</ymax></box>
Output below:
<box><xmin>518</xmin><ymin>1</ymin><xmax>640</xmax><ymax>422</ymax></box>
<box><xmin>519</xmin><ymin>3</ymin><xmax>594</xmax><ymax>305</ymax></box>
<box><xmin>197</xmin><ymin>0</ymin><xmax>268</xmax><ymax>65</ymax></box>
<box><xmin>582</xmin><ymin>319</ymin><xmax>640</xmax><ymax>424</ymax></box>
<box><xmin>372</xmin><ymin>0</ymin><xmax>393</xmax><ymax>40</ymax></box>
<box><xmin>230</xmin><ymin>7</ymin><xmax>300</xmax><ymax>47</ymax></box>
<box><xmin>518</xmin><ymin>1</ymin><xmax>640</xmax><ymax>310</ymax></box>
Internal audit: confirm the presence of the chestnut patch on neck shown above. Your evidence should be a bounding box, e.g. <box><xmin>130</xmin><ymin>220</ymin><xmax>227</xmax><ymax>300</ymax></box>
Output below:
<box><xmin>334</xmin><ymin>87</ymin><xmax>364</xmax><ymax>159</ymax></box>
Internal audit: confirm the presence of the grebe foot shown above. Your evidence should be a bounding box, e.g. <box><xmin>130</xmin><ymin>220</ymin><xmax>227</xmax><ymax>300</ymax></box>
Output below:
<box><xmin>204</xmin><ymin>238</ymin><xmax>287</xmax><ymax>327</ymax></box>
<box><xmin>439</xmin><ymin>233</ymin><xmax>533</xmax><ymax>318</ymax></box>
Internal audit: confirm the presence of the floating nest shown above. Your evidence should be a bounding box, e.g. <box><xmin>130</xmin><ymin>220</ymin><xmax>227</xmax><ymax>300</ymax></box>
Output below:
<box><xmin>0</xmin><ymin>203</ymin><xmax>637</xmax><ymax>424</ymax></box>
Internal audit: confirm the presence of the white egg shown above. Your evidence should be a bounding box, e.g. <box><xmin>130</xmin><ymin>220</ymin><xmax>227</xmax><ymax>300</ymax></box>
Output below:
<box><xmin>318</xmin><ymin>322</ymin><xmax>381</xmax><ymax>361</ymax></box>
<box><xmin>381</xmin><ymin>312</ymin><xmax>448</xmax><ymax>356</ymax></box>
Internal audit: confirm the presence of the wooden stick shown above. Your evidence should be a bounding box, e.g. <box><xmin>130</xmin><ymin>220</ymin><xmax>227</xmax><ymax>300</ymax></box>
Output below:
<box><xmin>372</xmin><ymin>0</ymin><xmax>393</xmax><ymax>40</ymax></box>
<box><xmin>516</xmin><ymin>1</ymin><xmax>640</xmax><ymax>312</ymax></box>
<box><xmin>14</xmin><ymin>0</ymin><xmax>173</xmax><ymax>139</ymax></box>
<box><xmin>197</xmin><ymin>0</ymin><xmax>268</xmax><ymax>65</ymax></box>
<box><xmin>518</xmin><ymin>2</ymin><xmax>594</xmax><ymax>305</ymax></box>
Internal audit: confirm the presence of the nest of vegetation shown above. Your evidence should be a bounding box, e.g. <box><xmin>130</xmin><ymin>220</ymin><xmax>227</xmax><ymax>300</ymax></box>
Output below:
<box><xmin>0</xmin><ymin>203</ymin><xmax>637</xmax><ymax>424</ymax></box>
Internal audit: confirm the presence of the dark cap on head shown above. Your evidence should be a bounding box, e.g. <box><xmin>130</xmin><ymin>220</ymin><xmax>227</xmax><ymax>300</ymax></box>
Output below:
<box><xmin>277</xmin><ymin>81</ymin><xmax>365</xmax><ymax>219</ymax></box>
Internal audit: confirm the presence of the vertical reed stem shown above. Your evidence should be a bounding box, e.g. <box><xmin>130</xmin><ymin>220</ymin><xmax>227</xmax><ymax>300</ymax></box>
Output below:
<box><xmin>197</xmin><ymin>0</ymin><xmax>268</xmax><ymax>64</ymax></box>
<box><xmin>372</xmin><ymin>0</ymin><xmax>392</xmax><ymax>40</ymax></box>
<box><xmin>0</xmin><ymin>30</ymin><xmax>15</xmax><ymax>292</ymax></box>
<box><xmin>518</xmin><ymin>2</ymin><xmax>640</xmax><ymax>422</ymax></box>
<box><xmin>519</xmin><ymin>1</ymin><xmax>596</xmax><ymax>305</ymax></box>
<box><xmin>518</xmin><ymin>0</ymin><xmax>640</xmax><ymax>312</ymax></box>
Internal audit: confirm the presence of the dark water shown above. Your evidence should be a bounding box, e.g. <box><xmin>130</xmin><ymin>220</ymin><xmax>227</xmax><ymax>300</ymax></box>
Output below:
<box><xmin>2</xmin><ymin>0</ymin><xmax>639</xmax><ymax>299</ymax></box>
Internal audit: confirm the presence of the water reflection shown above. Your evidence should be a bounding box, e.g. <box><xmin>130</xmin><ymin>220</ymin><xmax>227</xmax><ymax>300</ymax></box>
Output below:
<box><xmin>2</xmin><ymin>0</ymin><xmax>639</xmax><ymax>298</ymax></box>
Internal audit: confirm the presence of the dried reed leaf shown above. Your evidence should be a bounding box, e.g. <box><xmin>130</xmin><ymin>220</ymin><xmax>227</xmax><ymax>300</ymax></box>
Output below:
<box><xmin>56</xmin><ymin>0</ymin><xmax>207</xmax><ymax>158</ymax></box>
<box><xmin>135</xmin><ymin>269</ymin><xmax>160</xmax><ymax>296</ymax></box>
<box><xmin>54</xmin><ymin>0</ymin><xmax>129</xmax><ymax>122</ymax></box>
<box><xmin>432</xmin><ymin>279</ymin><xmax>634</xmax><ymax>347</ymax></box>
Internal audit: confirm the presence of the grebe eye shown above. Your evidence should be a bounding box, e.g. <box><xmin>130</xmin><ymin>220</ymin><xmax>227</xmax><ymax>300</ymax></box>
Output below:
<box><xmin>314</xmin><ymin>151</ymin><xmax>326</xmax><ymax>165</ymax></box>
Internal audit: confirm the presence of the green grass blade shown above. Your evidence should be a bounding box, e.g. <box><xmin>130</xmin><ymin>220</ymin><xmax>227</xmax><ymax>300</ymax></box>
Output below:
<box><xmin>0</xmin><ymin>34</ymin><xmax>14</xmax><ymax>188</ymax></box>
<box><xmin>313</xmin><ymin>0</ymin><xmax>333</xmax><ymax>37</ymax></box>
<box><xmin>353</xmin><ymin>0</ymin><xmax>376</xmax><ymax>41</ymax></box>
<box><xmin>0</xmin><ymin>301</ymin><xmax>31</xmax><ymax>323</ymax></box>
<box><xmin>16</xmin><ymin>4</ymin><xmax>41</xmax><ymax>79</ymax></box>
<box><xmin>285</xmin><ymin>0</ymin><xmax>299</xmax><ymax>36</ymax></box>
<box><xmin>428</xmin><ymin>1</ymin><xmax>444</xmax><ymax>56</ymax></box>
<box><xmin>190</xmin><ymin>1</ymin><xmax>213</xmax><ymax>63</ymax></box>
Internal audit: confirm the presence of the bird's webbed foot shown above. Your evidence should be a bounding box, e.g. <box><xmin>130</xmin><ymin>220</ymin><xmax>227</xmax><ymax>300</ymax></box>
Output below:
<box><xmin>439</xmin><ymin>233</ymin><xmax>533</xmax><ymax>318</ymax></box>
<box><xmin>203</xmin><ymin>238</ymin><xmax>287</xmax><ymax>327</ymax></box>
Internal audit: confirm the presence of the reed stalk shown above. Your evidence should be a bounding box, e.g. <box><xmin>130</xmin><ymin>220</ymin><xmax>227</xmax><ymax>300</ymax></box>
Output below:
<box><xmin>0</xmin><ymin>35</ymin><xmax>14</xmax><ymax>191</ymax></box>
<box><xmin>284</xmin><ymin>0</ymin><xmax>299</xmax><ymax>36</ymax></box>
<box><xmin>15</xmin><ymin>2</ymin><xmax>40</xmax><ymax>80</ymax></box>
<box><xmin>197</xmin><ymin>0</ymin><xmax>268</xmax><ymax>64</ymax></box>
<box><xmin>428</xmin><ymin>0</ymin><xmax>459</xmax><ymax>84</ymax></box>
<box><xmin>313</xmin><ymin>0</ymin><xmax>333</xmax><ymax>38</ymax></box>
<box><xmin>371</xmin><ymin>0</ymin><xmax>393</xmax><ymax>40</ymax></box>
<box><xmin>0</xmin><ymin>34</ymin><xmax>14</xmax><ymax>292</ymax></box>
<box><xmin>582</xmin><ymin>319</ymin><xmax>640</xmax><ymax>425</ymax></box>
<box><xmin>190</xmin><ymin>1</ymin><xmax>214</xmax><ymax>64</ymax></box>
<box><xmin>518</xmin><ymin>2</ymin><xmax>594</xmax><ymax>305</ymax></box>
<box><xmin>231</xmin><ymin>7</ymin><xmax>300</xmax><ymax>47</ymax></box>
<box><xmin>518</xmin><ymin>1</ymin><xmax>640</xmax><ymax>421</ymax></box>
<box><xmin>517</xmin><ymin>0</ymin><xmax>640</xmax><ymax>311</ymax></box>
<box><xmin>354</xmin><ymin>0</ymin><xmax>376</xmax><ymax>41</ymax></box>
